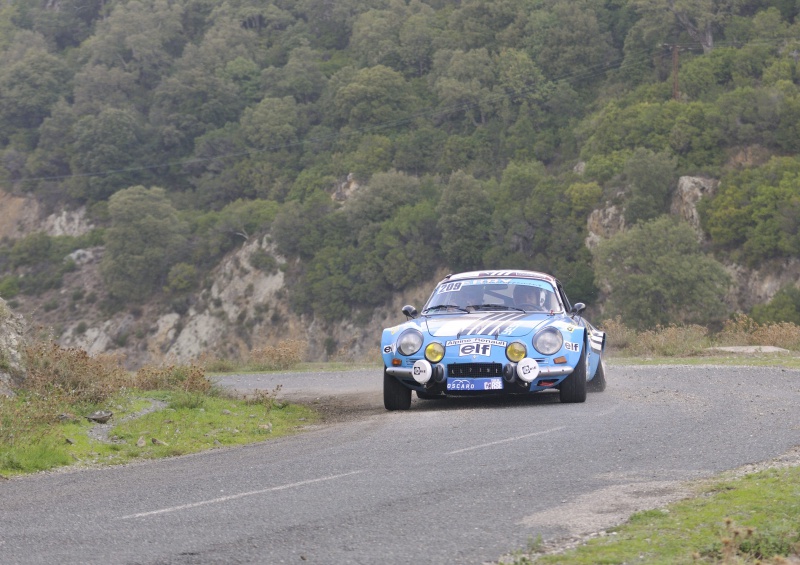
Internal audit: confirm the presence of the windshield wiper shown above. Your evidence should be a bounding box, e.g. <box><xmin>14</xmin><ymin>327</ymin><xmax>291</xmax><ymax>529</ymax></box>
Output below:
<box><xmin>423</xmin><ymin>304</ymin><xmax>468</xmax><ymax>313</ymax></box>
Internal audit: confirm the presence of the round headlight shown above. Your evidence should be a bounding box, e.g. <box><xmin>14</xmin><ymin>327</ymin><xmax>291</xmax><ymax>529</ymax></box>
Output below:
<box><xmin>533</xmin><ymin>328</ymin><xmax>563</xmax><ymax>355</ymax></box>
<box><xmin>506</xmin><ymin>341</ymin><xmax>527</xmax><ymax>362</ymax></box>
<box><xmin>397</xmin><ymin>329</ymin><xmax>424</xmax><ymax>356</ymax></box>
<box><xmin>425</xmin><ymin>342</ymin><xmax>445</xmax><ymax>363</ymax></box>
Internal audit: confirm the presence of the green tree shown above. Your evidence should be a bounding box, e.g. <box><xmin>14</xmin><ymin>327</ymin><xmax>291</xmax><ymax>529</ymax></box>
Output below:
<box><xmin>431</xmin><ymin>48</ymin><xmax>496</xmax><ymax>127</ymax></box>
<box><xmin>699</xmin><ymin>156</ymin><xmax>800</xmax><ymax>265</ymax></box>
<box><xmin>350</xmin><ymin>7</ymin><xmax>404</xmax><ymax>68</ymax></box>
<box><xmin>28</xmin><ymin>0</ymin><xmax>105</xmax><ymax>50</ymax></box>
<box><xmin>333</xmin><ymin>65</ymin><xmax>416</xmax><ymax>128</ymax></box>
<box><xmin>296</xmin><ymin>0</ymin><xmax>375</xmax><ymax>50</ymax></box>
<box><xmin>631</xmin><ymin>0</ymin><xmax>737</xmax><ymax>53</ymax></box>
<box><xmin>101</xmin><ymin>186</ymin><xmax>189</xmax><ymax>301</ymax></box>
<box><xmin>622</xmin><ymin>148</ymin><xmax>678</xmax><ymax>225</ymax></box>
<box><xmin>67</xmin><ymin>108</ymin><xmax>148</xmax><ymax>203</ymax></box>
<box><xmin>398</xmin><ymin>7</ymin><xmax>439</xmax><ymax>76</ymax></box>
<box><xmin>71</xmin><ymin>65</ymin><xmax>138</xmax><ymax>117</ymax></box>
<box><xmin>445</xmin><ymin>0</ymin><xmax>522</xmax><ymax>51</ymax></box>
<box><xmin>374</xmin><ymin>202</ymin><xmax>441</xmax><ymax>291</ymax></box>
<box><xmin>346</xmin><ymin>170</ymin><xmax>423</xmax><ymax>222</ymax></box>
<box><xmin>262</xmin><ymin>43</ymin><xmax>327</xmax><ymax>103</ymax></box>
<box><xmin>79</xmin><ymin>0</ymin><xmax>185</xmax><ymax>88</ymax></box>
<box><xmin>436</xmin><ymin>171</ymin><xmax>492</xmax><ymax>271</ymax></box>
<box><xmin>594</xmin><ymin>216</ymin><xmax>731</xmax><ymax>329</ymax></box>
<box><xmin>751</xmin><ymin>285</ymin><xmax>800</xmax><ymax>325</ymax></box>
<box><xmin>0</xmin><ymin>49</ymin><xmax>71</xmax><ymax>137</ymax></box>
<box><xmin>524</xmin><ymin>0</ymin><xmax>616</xmax><ymax>84</ymax></box>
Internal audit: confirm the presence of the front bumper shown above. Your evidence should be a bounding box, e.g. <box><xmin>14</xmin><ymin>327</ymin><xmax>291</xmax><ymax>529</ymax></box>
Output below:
<box><xmin>385</xmin><ymin>361</ymin><xmax>574</xmax><ymax>392</ymax></box>
<box><xmin>384</xmin><ymin>364</ymin><xmax>573</xmax><ymax>379</ymax></box>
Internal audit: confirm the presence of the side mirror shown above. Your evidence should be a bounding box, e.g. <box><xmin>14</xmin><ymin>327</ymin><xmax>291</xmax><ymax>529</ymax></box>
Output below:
<box><xmin>571</xmin><ymin>302</ymin><xmax>586</xmax><ymax>315</ymax></box>
<box><xmin>401</xmin><ymin>304</ymin><xmax>418</xmax><ymax>319</ymax></box>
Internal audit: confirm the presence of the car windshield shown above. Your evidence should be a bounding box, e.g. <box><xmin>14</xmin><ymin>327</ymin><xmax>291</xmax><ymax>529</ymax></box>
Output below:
<box><xmin>423</xmin><ymin>279</ymin><xmax>560</xmax><ymax>313</ymax></box>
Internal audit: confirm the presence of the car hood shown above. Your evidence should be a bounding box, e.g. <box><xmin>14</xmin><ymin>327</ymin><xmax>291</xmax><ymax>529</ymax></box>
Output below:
<box><xmin>421</xmin><ymin>312</ymin><xmax>549</xmax><ymax>338</ymax></box>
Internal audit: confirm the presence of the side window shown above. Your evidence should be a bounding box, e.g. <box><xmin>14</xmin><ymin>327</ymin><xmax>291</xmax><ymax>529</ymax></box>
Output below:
<box><xmin>557</xmin><ymin>283</ymin><xmax>572</xmax><ymax>313</ymax></box>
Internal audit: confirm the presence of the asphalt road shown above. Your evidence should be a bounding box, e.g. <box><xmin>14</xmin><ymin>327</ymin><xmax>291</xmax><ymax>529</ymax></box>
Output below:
<box><xmin>2</xmin><ymin>364</ymin><xmax>800</xmax><ymax>564</ymax></box>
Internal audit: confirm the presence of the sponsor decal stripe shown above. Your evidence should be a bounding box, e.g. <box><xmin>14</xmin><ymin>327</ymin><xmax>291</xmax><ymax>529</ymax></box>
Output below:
<box><xmin>466</xmin><ymin>312</ymin><xmax>528</xmax><ymax>336</ymax></box>
<box><xmin>461</xmin><ymin>312</ymin><xmax>508</xmax><ymax>335</ymax></box>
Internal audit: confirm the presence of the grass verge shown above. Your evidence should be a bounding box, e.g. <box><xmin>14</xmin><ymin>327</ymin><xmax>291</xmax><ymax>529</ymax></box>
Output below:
<box><xmin>0</xmin><ymin>339</ymin><xmax>318</xmax><ymax>478</ymax></box>
<box><xmin>510</xmin><ymin>464</ymin><xmax>800</xmax><ymax>564</ymax></box>
<box><xmin>0</xmin><ymin>387</ymin><xmax>316</xmax><ymax>478</ymax></box>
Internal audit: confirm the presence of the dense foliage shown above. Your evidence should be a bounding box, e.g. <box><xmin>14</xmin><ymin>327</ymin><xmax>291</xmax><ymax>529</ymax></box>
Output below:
<box><xmin>594</xmin><ymin>216</ymin><xmax>731</xmax><ymax>329</ymax></box>
<box><xmin>1</xmin><ymin>0</ymin><xmax>800</xmax><ymax>327</ymax></box>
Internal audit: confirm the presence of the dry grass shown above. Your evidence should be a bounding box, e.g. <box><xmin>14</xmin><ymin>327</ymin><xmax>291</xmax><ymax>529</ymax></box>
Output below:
<box><xmin>717</xmin><ymin>314</ymin><xmax>800</xmax><ymax>350</ymax></box>
<box><xmin>21</xmin><ymin>341</ymin><xmax>132</xmax><ymax>403</ymax></box>
<box><xmin>0</xmin><ymin>393</ymin><xmax>63</xmax><ymax>446</ymax></box>
<box><xmin>248</xmin><ymin>339</ymin><xmax>307</xmax><ymax>371</ymax></box>
<box><xmin>133</xmin><ymin>363</ymin><xmax>212</xmax><ymax>393</ymax></box>
<box><xmin>600</xmin><ymin>315</ymin><xmax>800</xmax><ymax>357</ymax></box>
<box><xmin>600</xmin><ymin>316</ymin><xmax>639</xmax><ymax>351</ymax></box>
<box><xmin>626</xmin><ymin>324</ymin><xmax>710</xmax><ymax>357</ymax></box>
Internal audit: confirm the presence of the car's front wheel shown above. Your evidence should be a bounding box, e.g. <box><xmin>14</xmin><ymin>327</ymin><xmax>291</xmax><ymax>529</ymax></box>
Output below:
<box><xmin>559</xmin><ymin>346</ymin><xmax>587</xmax><ymax>403</ymax></box>
<box><xmin>384</xmin><ymin>368</ymin><xmax>412</xmax><ymax>410</ymax></box>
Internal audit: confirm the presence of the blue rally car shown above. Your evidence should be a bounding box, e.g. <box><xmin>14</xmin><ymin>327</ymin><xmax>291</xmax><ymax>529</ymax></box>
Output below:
<box><xmin>380</xmin><ymin>270</ymin><xmax>607</xmax><ymax>410</ymax></box>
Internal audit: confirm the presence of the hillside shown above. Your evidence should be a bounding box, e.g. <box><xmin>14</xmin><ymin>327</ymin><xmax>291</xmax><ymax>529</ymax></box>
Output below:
<box><xmin>2</xmin><ymin>173</ymin><xmax>799</xmax><ymax>369</ymax></box>
<box><xmin>2</xmin><ymin>0</ymin><xmax>800</xmax><ymax>365</ymax></box>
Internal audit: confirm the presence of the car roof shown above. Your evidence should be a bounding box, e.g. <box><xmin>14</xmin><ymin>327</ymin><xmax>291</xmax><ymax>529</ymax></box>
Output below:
<box><xmin>439</xmin><ymin>270</ymin><xmax>559</xmax><ymax>285</ymax></box>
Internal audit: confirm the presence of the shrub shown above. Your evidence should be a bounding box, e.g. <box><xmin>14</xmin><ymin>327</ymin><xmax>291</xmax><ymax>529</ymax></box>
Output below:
<box><xmin>21</xmin><ymin>341</ymin><xmax>130</xmax><ymax>403</ymax></box>
<box><xmin>625</xmin><ymin>325</ymin><xmax>710</xmax><ymax>357</ymax></box>
<box><xmin>716</xmin><ymin>314</ymin><xmax>800</xmax><ymax>350</ymax></box>
<box><xmin>0</xmin><ymin>299</ymin><xmax>10</xmax><ymax>322</ymax></box>
<box><xmin>594</xmin><ymin>216</ymin><xmax>731</xmax><ymax>329</ymax></box>
<box><xmin>249</xmin><ymin>249</ymin><xmax>278</xmax><ymax>273</ymax></box>
<box><xmin>249</xmin><ymin>339</ymin><xmax>306</xmax><ymax>371</ymax></box>
<box><xmin>716</xmin><ymin>313</ymin><xmax>761</xmax><ymax>346</ymax></box>
<box><xmin>599</xmin><ymin>316</ymin><xmax>637</xmax><ymax>351</ymax></box>
<box><xmin>0</xmin><ymin>276</ymin><xmax>20</xmax><ymax>298</ymax></box>
<box><xmin>751</xmin><ymin>285</ymin><xmax>800</xmax><ymax>325</ymax></box>
<box><xmin>165</xmin><ymin>262</ymin><xmax>198</xmax><ymax>294</ymax></box>
<box><xmin>133</xmin><ymin>364</ymin><xmax>212</xmax><ymax>393</ymax></box>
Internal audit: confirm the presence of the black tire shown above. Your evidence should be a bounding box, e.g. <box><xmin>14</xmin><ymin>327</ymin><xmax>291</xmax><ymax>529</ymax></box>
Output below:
<box><xmin>384</xmin><ymin>369</ymin><xmax>412</xmax><ymax>410</ymax></box>
<box><xmin>587</xmin><ymin>359</ymin><xmax>607</xmax><ymax>393</ymax></box>
<box><xmin>416</xmin><ymin>390</ymin><xmax>443</xmax><ymax>400</ymax></box>
<box><xmin>559</xmin><ymin>346</ymin><xmax>587</xmax><ymax>403</ymax></box>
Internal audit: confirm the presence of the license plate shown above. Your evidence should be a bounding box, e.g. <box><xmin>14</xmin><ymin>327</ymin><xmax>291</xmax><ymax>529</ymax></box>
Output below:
<box><xmin>446</xmin><ymin>377</ymin><xmax>503</xmax><ymax>391</ymax></box>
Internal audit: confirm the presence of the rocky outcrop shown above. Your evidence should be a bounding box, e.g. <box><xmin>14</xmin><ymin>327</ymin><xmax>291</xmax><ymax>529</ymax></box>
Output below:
<box><xmin>585</xmin><ymin>175</ymin><xmax>798</xmax><ymax>314</ymax></box>
<box><xmin>586</xmin><ymin>203</ymin><xmax>625</xmax><ymax>249</ymax></box>
<box><xmin>0</xmin><ymin>190</ymin><xmax>93</xmax><ymax>239</ymax></box>
<box><xmin>586</xmin><ymin>176</ymin><xmax>719</xmax><ymax>249</ymax></box>
<box><xmin>0</xmin><ymin>298</ymin><xmax>25</xmax><ymax>396</ymax></box>
<box><xmin>725</xmin><ymin>259</ymin><xmax>800</xmax><ymax>312</ymax></box>
<box><xmin>669</xmin><ymin>176</ymin><xmax>719</xmax><ymax>239</ymax></box>
<box><xmin>53</xmin><ymin>231</ymin><xmax>437</xmax><ymax>367</ymax></box>
<box><xmin>333</xmin><ymin>173</ymin><xmax>360</xmax><ymax>202</ymax></box>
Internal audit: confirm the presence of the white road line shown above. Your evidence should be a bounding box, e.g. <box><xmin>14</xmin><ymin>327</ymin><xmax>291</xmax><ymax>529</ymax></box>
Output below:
<box><xmin>446</xmin><ymin>427</ymin><xmax>566</xmax><ymax>455</ymax></box>
<box><xmin>117</xmin><ymin>470</ymin><xmax>364</xmax><ymax>520</ymax></box>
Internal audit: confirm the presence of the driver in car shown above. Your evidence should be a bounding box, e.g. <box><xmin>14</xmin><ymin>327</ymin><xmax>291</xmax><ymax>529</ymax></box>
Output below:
<box><xmin>455</xmin><ymin>285</ymin><xmax>483</xmax><ymax>310</ymax></box>
<box><xmin>513</xmin><ymin>285</ymin><xmax>546</xmax><ymax>311</ymax></box>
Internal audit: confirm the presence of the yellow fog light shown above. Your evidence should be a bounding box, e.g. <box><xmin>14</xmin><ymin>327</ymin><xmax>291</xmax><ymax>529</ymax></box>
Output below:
<box><xmin>425</xmin><ymin>342</ymin><xmax>445</xmax><ymax>363</ymax></box>
<box><xmin>506</xmin><ymin>341</ymin><xmax>527</xmax><ymax>362</ymax></box>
